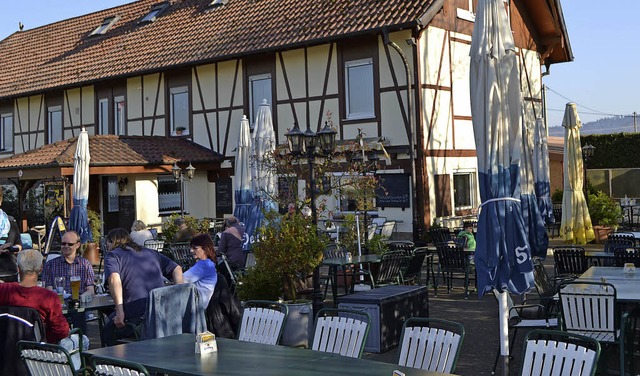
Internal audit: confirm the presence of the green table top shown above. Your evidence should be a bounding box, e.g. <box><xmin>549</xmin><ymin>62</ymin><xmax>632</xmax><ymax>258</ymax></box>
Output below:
<box><xmin>86</xmin><ymin>334</ymin><xmax>454</xmax><ymax>376</ymax></box>
<box><xmin>322</xmin><ymin>254</ymin><xmax>382</xmax><ymax>266</ymax></box>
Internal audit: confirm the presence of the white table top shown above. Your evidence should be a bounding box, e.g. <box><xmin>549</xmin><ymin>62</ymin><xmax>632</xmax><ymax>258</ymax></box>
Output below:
<box><xmin>576</xmin><ymin>267</ymin><xmax>640</xmax><ymax>302</ymax></box>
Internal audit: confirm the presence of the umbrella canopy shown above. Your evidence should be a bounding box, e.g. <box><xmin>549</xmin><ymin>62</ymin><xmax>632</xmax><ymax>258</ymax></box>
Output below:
<box><xmin>560</xmin><ymin>103</ymin><xmax>595</xmax><ymax>244</ymax></box>
<box><xmin>470</xmin><ymin>1</ymin><xmax>535</xmax><ymax>372</ymax></box>
<box><xmin>532</xmin><ymin>116</ymin><xmax>554</xmax><ymax>224</ymax></box>
<box><xmin>233</xmin><ymin>116</ymin><xmax>253</xmax><ymax>231</ymax></box>
<box><xmin>68</xmin><ymin>127</ymin><xmax>92</xmax><ymax>243</ymax></box>
<box><xmin>245</xmin><ymin>100</ymin><xmax>278</xmax><ymax>250</ymax></box>
<box><xmin>520</xmin><ymin>119</ymin><xmax>549</xmax><ymax>258</ymax></box>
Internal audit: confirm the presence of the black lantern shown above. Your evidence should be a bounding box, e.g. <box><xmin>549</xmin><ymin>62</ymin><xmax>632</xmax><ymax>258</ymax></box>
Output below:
<box><xmin>172</xmin><ymin>161</ymin><xmax>196</xmax><ymax>216</ymax></box>
<box><xmin>317</xmin><ymin>121</ymin><xmax>337</xmax><ymax>155</ymax></box>
<box><xmin>582</xmin><ymin>144</ymin><xmax>595</xmax><ymax>161</ymax></box>
<box><xmin>285</xmin><ymin>123</ymin><xmax>305</xmax><ymax>155</ymax></box>
<box><xmin>172</xmin><ymin>162</ymin><xmax>182</xmax><ymax>181</ymax></box>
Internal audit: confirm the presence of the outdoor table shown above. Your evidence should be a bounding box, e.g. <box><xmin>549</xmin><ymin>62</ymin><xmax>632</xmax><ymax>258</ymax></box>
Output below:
<box><xmin>576</xmin><ymin>266</ymin><xmax>640</xmax><ymax>303</ymax></box>
<box><xmin>85</xmin><ymin>334</ymin><xmax>453</xmax><ymax>376</ymax></box>
<box><xmin>322</xmin><ymin>254</ymin><xmax>382</xmax><ymax>299</ymax></box>
<box><xmin>584</xmin><ymin>250</ymin><xmax>615</xmax><ymax>266</ymax></box>
<box><xmin>63</xmin><ymin>294</ymin><xmax>114</xmax><ymax>347</ymax></box>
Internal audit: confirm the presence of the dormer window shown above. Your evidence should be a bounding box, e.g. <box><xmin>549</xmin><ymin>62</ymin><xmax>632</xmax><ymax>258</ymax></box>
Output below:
<box><xmin>140</xmin><ymin>1</ymin><xmax>170</xmax><ymax>24</ymax></box>
<box><xmin>89</xmin><ymin>16</ymin><xmax>119</xmax><ymax>36</ymax></box>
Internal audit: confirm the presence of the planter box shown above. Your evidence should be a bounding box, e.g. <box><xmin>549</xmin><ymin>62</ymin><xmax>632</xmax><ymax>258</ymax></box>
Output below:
<box><xmin>337</xmin><ymin>285</ymin><xmax>429</xmax><ymax>353</ymax></box>
<box><xmin>593</xmin><ymin>226</ymin><xmax>613</xmax><ymax>244</ymax></box>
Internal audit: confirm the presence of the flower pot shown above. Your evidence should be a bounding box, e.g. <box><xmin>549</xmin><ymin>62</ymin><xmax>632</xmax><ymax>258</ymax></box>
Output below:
<box><xmin>592</xmin><ymin>226</ymin><xmax>613</xmax><ymax>244</ymax></box>
<box><xmin>280</xmin><ymin>301</ymin><xmax>312</xmax><ymax>348</ymax></box>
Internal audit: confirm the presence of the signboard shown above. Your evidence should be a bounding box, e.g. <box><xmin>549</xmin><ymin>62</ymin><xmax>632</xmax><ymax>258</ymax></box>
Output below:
<box><xmin>216</xmin><ymin>178</ymin><xmax>233</xmax><ymax>215</ymax></box>
<box><xmin>375</xmin><ymin>174</ymin><xmax>411</xmax><ymax>208</ymax></box>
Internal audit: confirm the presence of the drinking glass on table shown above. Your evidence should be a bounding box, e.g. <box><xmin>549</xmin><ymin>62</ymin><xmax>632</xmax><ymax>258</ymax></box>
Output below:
<box><xmin>54</xmin><ymin>276</ymin><xmax>66</xmax><ymax>307</ymax></box>
<box><xmin>70</xmin><ymin>275</ymin><xmax>81</xmax><ymax>301</ymax></box>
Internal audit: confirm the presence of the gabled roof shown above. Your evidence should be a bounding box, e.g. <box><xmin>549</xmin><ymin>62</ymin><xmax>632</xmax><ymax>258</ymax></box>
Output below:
<box><xmin>0</xmin><ymin>0</ymin><xmax>440</xmax><ymax>99</ymax></box>
<box><xmin>0</xmin><ymin>135</ymin><xmax>223</xmax><ymax>179</ymax></box>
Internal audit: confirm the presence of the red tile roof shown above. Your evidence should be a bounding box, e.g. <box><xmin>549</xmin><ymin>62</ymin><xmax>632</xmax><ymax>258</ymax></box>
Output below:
<box><xmin>0</xmin><ymin>0</ymin><xmax>438</xmax><ymax>99</ymax></box>
<box><xmin>0</xmin><ymin>135</ymin><xmax>223</xmax><ymax>171</ymax></box>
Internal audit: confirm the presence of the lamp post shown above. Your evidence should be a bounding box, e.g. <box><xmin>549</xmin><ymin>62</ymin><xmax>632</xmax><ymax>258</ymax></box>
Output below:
<box><xmin>285</xmin><ymin>121</ymin><xmax>336</xmax><ymax>317</ymax></box>
<box><xmin>172</xmin><ymin>162</ymin><xmax>195</xmax><ymax>216</ymax></box>
<box><xmin>582</xmin><ymin>144</ymin><xmax>595</xmax><ymax>206</ymax></box>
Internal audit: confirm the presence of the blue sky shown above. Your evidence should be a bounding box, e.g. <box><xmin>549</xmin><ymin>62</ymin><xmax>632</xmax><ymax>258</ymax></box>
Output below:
<box><xmin>0</xmin><ymin>1</ymin><xmax>636</xmax><ymax>130</ymax></box>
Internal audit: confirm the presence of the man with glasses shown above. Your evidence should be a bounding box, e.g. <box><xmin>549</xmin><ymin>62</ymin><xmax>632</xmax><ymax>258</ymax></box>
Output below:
<box><xmin>42</xmin><ymin>230</ymin><xmax>95</xmax><ymax>333</ymax></box>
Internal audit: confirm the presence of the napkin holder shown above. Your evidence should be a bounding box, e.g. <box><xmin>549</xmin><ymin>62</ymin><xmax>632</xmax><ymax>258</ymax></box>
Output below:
<box><xmin>195</xmin><ymin>331</ymin><xmax>217</xmax><ymax>354</ymax></box>
<box><xmin>624</xmin><ymin>263</ymin><xmax>636</xmax><ymax>274</ymax></box>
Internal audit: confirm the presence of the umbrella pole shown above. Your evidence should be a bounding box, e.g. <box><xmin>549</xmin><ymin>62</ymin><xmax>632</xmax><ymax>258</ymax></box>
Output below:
<box><xmin>497</xmin><ymin>290</ymin><xmax>509</xmax><ymax>376</ymax></box>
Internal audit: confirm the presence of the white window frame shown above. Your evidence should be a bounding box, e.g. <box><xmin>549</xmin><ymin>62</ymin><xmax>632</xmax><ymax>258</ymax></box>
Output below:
<box><xmin>140</xmin><ymin>2</ymin><xmax>169</xmax><ymax>24</ymax></box>
<box><xmin>114</xmin><ymin>96</ymin><xmax>125</xmax><ymax>136</ymax></box>
<box><xmin>0</xmin><ymin>113</ymin><xmax>13</xmax><ymax>152</ymax></box>
<box><xmin>170</xmin><ymin>86</ymin><xmax>189</xmax><ymax>136</ymax></box>
<box><xmin>249</xmin><ymin>74</ymin><xmax>272</xmax><ymax>128</ymax></box>
<box><xmin>89</xmin><ymin>16</ymin><xmax>119</xmax><ymax>36</ymax></box>
<box><xmin>107</xmin><ymin>176</ymin><xmax>119</xmax><ymax>212</ymax></box>
<box><xmin>48</xmin><ymin>105</ymin><xmax>63</xmax><ymax>143</ymax></box>
<box><xmin>453</xmin><ymin>170</ymin><xmax>476</xmax><ymax>212</ymax></box>
<box><xmin>98</xmin><ymin>98</ymin><xmax>109</xmax><ymax>135</ymax></box>
<box><xmin>345</xmin><ymin>58</ymin><xmax>375</xmax><ymax>120</ymax></box>
<box><xmin>157</xmin><ymin>174</ymin><xmax>184</xmax><ymax>215</ymax></box>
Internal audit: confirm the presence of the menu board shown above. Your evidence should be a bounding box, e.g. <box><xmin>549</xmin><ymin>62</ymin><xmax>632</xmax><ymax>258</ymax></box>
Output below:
<box><xmin>375</xmin><ymin>174</ymin><xmax>410</xmax><ymax>208</ymax></box>
<box><xmin>216</xmin><ymin>178</ymin><xmax>233</xmax><ymax>215</ymax></box>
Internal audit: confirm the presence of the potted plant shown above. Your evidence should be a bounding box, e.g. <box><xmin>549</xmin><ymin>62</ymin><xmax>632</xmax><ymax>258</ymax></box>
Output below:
<box><xmin>161</xmin><ymin>213</ymin><xmax>210</xmax><ymax>241</ymax></box>
<box><xmin>175</xmin><ymin>126</ymin><xmax>186</xmax><ymax>135</ymax></box>
<box><xmin>237</xmin><ymin>210</ymin><xmax>328</xmax><ymax>347</ymax></box>
<box><xmin>82</xmin><ymin>209</ymin><xmax>102</xmax><ymax>265</ymax></box>
<box><xmin>588</xmin><ymin>191</ymin><xmax>623</xmax><ymax>243</ymax></box>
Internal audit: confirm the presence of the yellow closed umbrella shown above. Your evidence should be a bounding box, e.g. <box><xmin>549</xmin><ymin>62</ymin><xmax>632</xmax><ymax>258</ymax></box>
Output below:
<box><xmin>561</xmin><ymin>103</ymin><xmax>595</xmax><ymax>244</ymax></box>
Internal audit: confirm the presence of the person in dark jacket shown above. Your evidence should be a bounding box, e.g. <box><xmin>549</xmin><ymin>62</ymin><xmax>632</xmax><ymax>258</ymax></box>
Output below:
<box><xmin>215</xmin><ymin>216</ymin><xmax>246</xmax><ymax>270</ymax></box>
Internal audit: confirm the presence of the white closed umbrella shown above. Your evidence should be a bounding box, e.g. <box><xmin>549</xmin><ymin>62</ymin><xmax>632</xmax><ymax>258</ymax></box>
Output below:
<box><xmin>68</xmin><ymin>127</ymin><xmax>91</xmax><ymax>243</ymax></box>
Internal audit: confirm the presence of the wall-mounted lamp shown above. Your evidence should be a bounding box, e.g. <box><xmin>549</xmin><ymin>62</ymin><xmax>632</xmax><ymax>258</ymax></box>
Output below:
<box><xmin>118</xmin><ymin>177</ymin><xmax>128</xmax><ymax>192</ymax></box>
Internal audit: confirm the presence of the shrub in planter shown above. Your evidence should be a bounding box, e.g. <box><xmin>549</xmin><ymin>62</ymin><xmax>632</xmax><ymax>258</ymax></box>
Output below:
<box><xmin>588</xmin><ymin>191</ymin><xmax>622</xmax><ymax>227</ymax></box>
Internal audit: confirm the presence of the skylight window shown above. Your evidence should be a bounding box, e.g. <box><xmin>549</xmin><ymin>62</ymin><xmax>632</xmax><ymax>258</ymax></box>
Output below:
<box><xmin>210</xmin><ymin>0</ymin><xmax>228</xmax><ymax>6</ymax></box>
<box><xmin>140</xmin><ymin>1</ymin><xmax>170</xmax><ymax>24</ymax></box>
<box><xmin>89</xmin><ymin>16</ymin><xmax>119</xmax><ymax>36</ymax></box>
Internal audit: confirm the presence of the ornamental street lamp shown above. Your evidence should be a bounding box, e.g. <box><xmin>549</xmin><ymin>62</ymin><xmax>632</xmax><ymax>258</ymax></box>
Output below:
<box><xmin>582</xmin><ymin>144</ymin><xmax>595</xmax><ymax>206</ymax></box>
<box><xmin>172</xmin><ymin>161</ymin><xmax>195</xmax><ymax>216</ymax></box>
<box><xmin>285</xmin><ymin>121</ymin><xmax>336</xmax><ymax>317</ymax></box>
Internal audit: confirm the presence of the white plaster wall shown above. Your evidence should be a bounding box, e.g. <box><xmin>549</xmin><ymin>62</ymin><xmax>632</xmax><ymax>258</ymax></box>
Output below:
<box><xmin>134</xmin><ymin>176</ymin><xmax>162</xmax><ymax>226</ymax></box>
<box><xmin>127</xmin><ymin>77</ymin><xmax>143</xmax><ymax>121</ymax></box>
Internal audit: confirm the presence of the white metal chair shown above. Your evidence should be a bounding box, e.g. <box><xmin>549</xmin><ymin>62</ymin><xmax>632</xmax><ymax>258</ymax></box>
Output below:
<box><xmin>92</xmin><ymin>355</ymin><xmax>150</xmax><ymax>376</ymax></box>
<box><xmin>18</xmin><ymin>328</ymin><xmax>86</xmax><ymax>376</ymax></box>
<box><xmin>521</xmin><ymin>329</ymin><xmax>601</xmax><ymax>376</ymax></box>
<box><xmin>238</xmin><ymin>300</ymin><xmax>288</xmax><ymax>345</ymax></box>
<box><xmin>559</xmin><ymin>281</ymin><xmax>631</xmax><ymax>375</ymax></box>
<box><xmin>380</xmin><ymin>220</ymin><xmax>397</xmax><ymax>239</ymax></box>
<box><xmin>397</xmin><ymin>317</ymin><xmax>465</xmax><ymax>373</ymax></box>
<box><xmin>312</xmin><ymin>308</ymin><xmax>370</xmax><ymax>358</ymax></box>
<box><xmin>143</xmin><ymin>239</ymin><xmax>165</xmax><ymax>252</ymax></box>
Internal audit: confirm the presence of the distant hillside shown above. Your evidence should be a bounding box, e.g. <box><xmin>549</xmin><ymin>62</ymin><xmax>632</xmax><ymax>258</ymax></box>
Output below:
<box><xmin>549</xmin><ymin>115</ymin><xmax>638</xmax><ymax>136</ymax></box>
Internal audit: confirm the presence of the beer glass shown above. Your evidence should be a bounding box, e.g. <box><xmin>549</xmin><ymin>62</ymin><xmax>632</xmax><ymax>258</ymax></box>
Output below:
<box><xmin>70</xmin><ymin>275</ymin><xmax>81</xmax><ymax>301</ymax></box>
<box><xmin>54</xmin><ymin>276</ymin><xmax>65</xmax><ymax>306</ymax></box>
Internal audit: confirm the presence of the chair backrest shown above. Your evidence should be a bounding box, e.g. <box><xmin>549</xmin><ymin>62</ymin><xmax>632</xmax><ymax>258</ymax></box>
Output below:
<box><xmin>367</xmin><ymin>223</ymin><xmax>378</xmax><ymax>241</ymax></box>
<box><xmin>20</xmin><ymin>233</ymin><xmax>33</xmax><ymax>249</ymax></box>
<box><xmin>0</xmin><ymin>306</ymin><xmax>45</xmax><ymax>376</ymax></box>
<box><xmin>613</xmin><ymin>247</ymin><xmax>640</xmax><ymax>267</ymax></box>
<box><xmin>312</xmin><ymin>308</ymin><xmax>370</xmax><ymax>358</ymax></box>
<box><xmin>376</xmin><ymin>250</ymin><xmax>411</xmax><ymax>285</ymax></box>
<box><xmin>552</xmin><ymin>202</ymin><xmax>562</xmax><ymax>222</ymax></box>
<box><xmin>323</xmin><ymin>243</ymin><xmax>347</xmax><ymax>259</ymax></box>
<box><xmin>380</xmin><ymin>221</ymin><xmax>397</xmax><ymax>239</ymax></box>
<box><xmin>371</xmin><ymin>217</ymin><xmax>387</xmax><ymax>227</ymax></box>
<box><xmin>604</xmin><ymin>237</ymin><xmax>635</xmax><ymax>253</ymax></box>
<box><xmin>558</xmin><ymin>282</ymin><xmax>618</xmax><ymax>341</ymax></box>
<box><xmin>244</xmin><ymin>251</ymin><xmax>256</xmax><ymax>268</ymax></box>
<box><xmin>168</xmin><ymin>242</ymin><xmax>196</xmax><ymax>271</ymax></box>
<box><xmin>92</xmin><ymin>355</ymin><xmax>150</xmax><ymax>376</ymax></box>
<box><xmin>532</xmin><ymin>258</ymin><xmax>557</xmax><ymax>300</ymax></box>
<box><xmin>144</xmin><ymin>239</ymin><xmax>165</xmax><ymax>252</ymax></box>
<box><xmin>553</xmin><ymin>247</ymin><xmax>588</xmax><ymax>276</ymax></box>
<box><xmin>397</xmin><ymin>317</ymin><xmax>465</xmax><ymax>373</ymax></box>
<box><xmin>18</xmin><ymin>340</ymin><xmax>78</xmax><ymax>376</ymax></box>
<box><xmin>521</xmin><ymin>329</ymin><xmax>600</xmax><ymax>376</ymax></box>
<box><xmin>436</xmin><ymin>243</ymin><xmax>468</xmax><ymax>270</ymax></box>
<box><xmin>142</xmin><ymin>283</ymin><xmax>206</xmax><ymax>340</ymax></box>
<box><xmin>401</xmin><ymin>248</ymin><xmax>428</xmax><ymax>284</ymax></box>
<box><xmin>238</xmin><ymin>300</ymin><xmax>288</xmax><ymax>345</ymax></box>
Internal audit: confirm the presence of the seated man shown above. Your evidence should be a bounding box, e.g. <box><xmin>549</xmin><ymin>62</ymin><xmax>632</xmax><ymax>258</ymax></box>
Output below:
<box><xmin>173</xmin><ymin>217</ymin><xmax>196</xmax><ymax>243</ymax></box>
<box><xmin>216</xmin><ymin>216</ymin><xmax>246</xmax><ymax>271</ymax></box>
<box><xmin>103</xmin><ymin>228</ymin><xmax>183</xmax><ymax>346</ymax></box>
<box><xmin>42</xmin><ymin>230</ymin><xmax>95</xmax><ymax>333</ymax></box>
<box><xmin>0</xmin><ymin>249</ymin><xmax>69</xmax><ymax>343</ymax></box>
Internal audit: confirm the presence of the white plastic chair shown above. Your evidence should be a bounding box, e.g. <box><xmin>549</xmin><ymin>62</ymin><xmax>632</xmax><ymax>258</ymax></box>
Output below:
<box><xmin>521</xmin><ymin>329</ymin><xmax>600</xmax><ymax>376</ymax></box>
<box><xmin>312</xmin><ymin>308</ymin><xmax>370</xmax><ymax>358</ymax></box>
<box><xmin>238</xmin><ymin>300</ymin><xmax>288</xmax><ymax>345</ymax></box>
<box><xmin>92</xmin><ymin>355</ymin><xmax>150</xmax><ymax>376</ymax></box>
<box><xmin>143</xmin><ymin>239</ymin><xmax>165</xmax><ymax>252</ymax></box>
<box><xmin>397</xmin><ymin>317</ymin><xmax>465</xmax><ymax>373</ymax></box>
<box><xmin>18</xmin><ymin>328</ymin><xmax>86</xmax><ymax>376</ymax></box>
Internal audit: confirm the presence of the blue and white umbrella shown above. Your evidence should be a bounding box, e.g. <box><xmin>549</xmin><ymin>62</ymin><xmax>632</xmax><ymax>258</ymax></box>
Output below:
<box><xmin>470</xmin><ymin>0</ymin><xmax>534</xmax><ymax>372</ymax></box>
<box><xmin>532</xmin><ymin>116</ymin><xmax>554</xmax><ymax>224</ymax></box>
<box><xmin>68</xmin><ymin>127</ymin><xmax>92</xmax><ymax>243</ymax></box>
<box><xmin>233</xmin><ymin>116</ymin><xmax>253</xmax><ymax>235</ymax></box>
<box><xmin>245</xmin><ymin>100</ymin><xmax>278</xmax><ymax>250</ymax></box>
<box><xmin>520</xmin><ymin>118</ymin><xmax>549</xmax><ymax>258</ymax></box>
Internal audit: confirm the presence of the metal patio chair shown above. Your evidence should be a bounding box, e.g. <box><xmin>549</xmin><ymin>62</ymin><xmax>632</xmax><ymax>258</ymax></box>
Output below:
<box><xmin>312</xmin><ymin>308</ymin><xmax>370</xmax><ymax>358</ymax></box>
<box><xmin>168</xmin><ymin>242</ymin><xmax>195</xmax><ymax>271</ymax></box>
<box><xmin>143</xmin><ymin>239</ymin><xmax>165</xmax><ymax>252</ymax></box>
<box><xmin>238</xmin><ymin>300</ymin><xmax>288</xmax><ymax>345</ymax></box>
<box><xmin>435</xmin><ymin>243</ymin><xmax>474</xmax><ymax>297</ymax></box>
<box><xmin>0</xmin><ymin>306</ymin><xmax>45</xmax><ymax>376</ymax></box>
<box><xmin>401</xmin><ymin>247</ymin><xmax>431</xmax><ymax>286</ymax></box>
<box><xmin>613</xmin><ymin>246</ymin><xmax>640</xmax><ymax>267</ymax></box>
<box><xmin>558</xmin><ymin>281</ymin><xmax>632</xmax><ymax>375</ymax></box>
<box><xmin>18</xmin><ymin>328</ymin><xmax>86</xmax><ymax>376</ymax></box>
<box><xmin>521</xmin><ymin>329</ymin><xmax>600</xmax><ymax>376</ymax></box>
<box><xmin>552</xmin><ymin>246</ymin><xmax>589</xmax><ymax>278</ymax></box>
<box><xmin>352</xmin><ymin>250</ymin><xmax>410</xmax><ymax>290</ymax></box>
<box><xmin>397</xmin><ymin>317</ymin><xmax>465</xmax><ymax>373</ymax></box>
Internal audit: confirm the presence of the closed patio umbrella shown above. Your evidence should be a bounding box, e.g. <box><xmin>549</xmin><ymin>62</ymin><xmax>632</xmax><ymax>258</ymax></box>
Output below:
<box><xmin>470</xmin><ymin>0</ymin><xmax>534</xmax><ymax>374</ymax></box>
<box><xmin>233</xmin><ymin>116</ymin><xmax>253</xmax><ymax>235</ymax></box>
<box><xmin>68</xmin><ymin>127</ymin><xmax>92</xmax><ymax>243</ymax></box>
<box><xmin>520</xmin><ymin>119</ymin><xmax>548</xmax><ymax>258</ymax></box>
<box><xmin>533</xmin><ymin>116</ymin><xmax>554</xmax><ymax>224</ymax></box>
<box><xmin>560</xmin><ymin>103</ymin><xmax>594</xmax><ymax>244</ymax></box>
